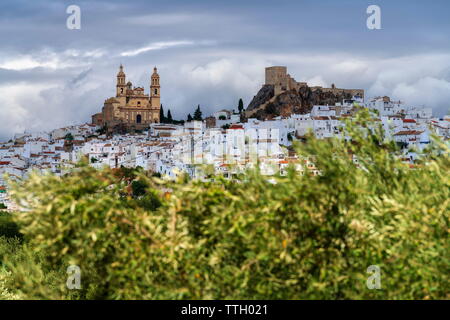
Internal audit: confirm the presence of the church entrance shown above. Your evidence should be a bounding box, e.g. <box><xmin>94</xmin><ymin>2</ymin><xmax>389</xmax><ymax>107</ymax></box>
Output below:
<box><xmin>136</xmin><ymin>114</ymin><xmax>142</xmax><ymax>124</ymax></box>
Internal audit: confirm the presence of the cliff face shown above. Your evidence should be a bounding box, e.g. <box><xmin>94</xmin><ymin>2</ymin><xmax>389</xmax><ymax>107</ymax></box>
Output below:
<box><xmin>247</xmin><ymin>84</ymin><xmax>355</xmax><ymax>119</ymax></box>
<box><xmin>246</xmin><ymin>85</ymin><xmax>275</xmax><ymax>111</ymax></box>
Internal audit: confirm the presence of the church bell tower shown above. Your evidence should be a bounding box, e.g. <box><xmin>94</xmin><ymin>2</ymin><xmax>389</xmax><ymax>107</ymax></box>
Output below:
<box><xmin>116</xmin><ymin>64</ymin><xmax>127</xmax><ymax>97</ymax></box>
<box><xmin>150</xmin><ymin>67</ymin><xmax>160</xmax><ymax>109</ymax></box>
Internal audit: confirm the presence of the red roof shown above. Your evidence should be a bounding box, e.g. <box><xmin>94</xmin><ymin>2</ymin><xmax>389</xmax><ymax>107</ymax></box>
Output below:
<box><xmin>403</xmin><ymin>119</ymin><xmax>416</xmax><ymax>123</ymax></box>
<box><xmin>394</xmin><ymin>130</ymin><xmax>423</xmax><ymax>136</ymax></box>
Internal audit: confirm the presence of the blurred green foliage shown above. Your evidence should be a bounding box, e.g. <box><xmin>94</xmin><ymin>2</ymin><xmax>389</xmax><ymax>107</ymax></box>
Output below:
<box><xmin>1</xmin><ymin>110</ymin><xmax>449</xmax><ymax>299</ymax></box>
<box><xmin>0</xmin><ymin>211</ymin><xmax>22</xmax><ymax>239</ymax></box>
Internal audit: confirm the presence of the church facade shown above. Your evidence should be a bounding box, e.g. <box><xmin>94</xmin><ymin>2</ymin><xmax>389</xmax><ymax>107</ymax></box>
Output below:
<box><xmin>92</xmin><ymin>65</ymin><xmax>161</xmax><ymax>131</ymax></box>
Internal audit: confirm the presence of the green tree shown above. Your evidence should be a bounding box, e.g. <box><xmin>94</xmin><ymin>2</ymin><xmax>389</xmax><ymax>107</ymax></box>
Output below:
<box><xmin>64</xmin><ymin>133</ymin><xmax>74</xmax><ymax>141</ymax></box>
<box><xmin>193</xmin><ymin>105</ymin><xmax>202</xmax><ymax>121</ymax></box>
<box><xmin>238</xmin><ymin>98</ymin><xmax>244</xmax><ymax>114</ymax></box>
<box><xmin>159</xmin><ymin>105</ymin><xmax>165</xmax><ymax>123</ymax></box>
<box><xmin>131</xmin><ymin>179</ymin><xmax>148</xmax><ymax>198</ymax></box>
<box><xmin>167</xmin><ymin>109</ymin><xmax>173</xmax><ymax>123</ymax></box>
<box><xmin>0</xmin><ymin>211</ymin><xmax>22</xmax><ymax>239</ymax></box>
<box><xmin>96</xmin><ymin>125</ymin><xmax>107</xmax><ymax>135</ymax></box>
<box><xmin>187</xmin><ymin>114</ymin><xmax>193</xmax><ymax>122</ymax></box>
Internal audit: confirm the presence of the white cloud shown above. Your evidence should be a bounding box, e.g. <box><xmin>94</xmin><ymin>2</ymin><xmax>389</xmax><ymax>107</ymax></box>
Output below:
<box><xmin>63</xmin><ymin>49</ymin><xmax>106</xmax><ymax>59</ymax></box>
<box><xmin>0</xmin><ymin>49</ymin><xmax>104</xmax><ymax>71</ymax></box>
<box><xmin>392</xmin><ymin>77</ymin><xmax>450</xmax><ymax>115</ymax></box>
<box><xmin>0</xmin><ymin>68</ymin><xmax>107</xmax><ymax>141</ymax></box>
<box><xmin>162</xmin><ymin>58</ymin><xmax>268</xmax><ymax>116</ymax></box>
<box><xmin>0</xmin><ymin>56</ymin><xmax>60</xmax><ymax>71</ymax></box>
<box><xmin>305</xmin><ymin>75</ymin><xmax>328</xmax><ymax>87</ymax></box>
<box><xmin>0</xmin><ymin>83</ymin><xmax>51</xmax><ymax>139</ymax></box>
<box><xmin>120</xmin><ymin>41</ymin><xmax>195</xmax><ymax>57</ymax></box>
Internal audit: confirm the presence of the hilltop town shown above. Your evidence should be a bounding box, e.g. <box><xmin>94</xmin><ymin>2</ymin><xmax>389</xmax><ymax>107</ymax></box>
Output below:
<box><xmin>1</xmin><ymin>66</ymin><xmax>449</xmax><ymax>210</ymax></box>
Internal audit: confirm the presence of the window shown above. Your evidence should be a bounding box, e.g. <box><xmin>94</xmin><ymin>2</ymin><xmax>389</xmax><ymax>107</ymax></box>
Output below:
<box><xmin>154</xmin><ymin>89</ymin><xmax>158</xmax><ymax>95</ymax></box>
<box><xmin>136</xmin><ymin>114</ymin><xmax>142</xmax><ymax>124</ymax></box>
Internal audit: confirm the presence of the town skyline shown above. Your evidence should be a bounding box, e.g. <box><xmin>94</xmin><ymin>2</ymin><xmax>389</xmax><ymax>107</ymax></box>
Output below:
<box><xmin>1</xmin><ymin>0</ymin><xmax>450</xmax><ymax>141</ymax></box>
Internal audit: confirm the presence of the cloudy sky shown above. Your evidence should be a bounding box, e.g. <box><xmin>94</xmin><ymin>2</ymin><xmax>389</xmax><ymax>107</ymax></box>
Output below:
<box><xmin>0</xmin><ymin>0</ymin><xmax>449</xmax><ymax>140</ymax></box>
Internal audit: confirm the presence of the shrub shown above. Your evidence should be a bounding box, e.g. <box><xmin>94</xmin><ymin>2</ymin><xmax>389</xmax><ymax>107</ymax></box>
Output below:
<box><xmin>3</xmin><ymin>110</ymin><xmax>449</xmax><ymax>299</ymax></box>
<box><xmin>0</xmin><ymin>212</ymin><xmax>22</xmax><ymax>239</ymax></box>
<box><xmin>0</xmin><ymin>237</ymin><xmax>23</xmax><ymax>300</ymax></box>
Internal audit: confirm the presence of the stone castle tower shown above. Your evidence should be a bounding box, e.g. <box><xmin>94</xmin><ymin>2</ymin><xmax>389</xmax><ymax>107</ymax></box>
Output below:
<box><xmin>92</xmin><ymin>65</ymin><xmax>161</xmax><ymax>131</ymax></box>
<box><xmin>264</xmin><ymin>66</ymin><xmax>364</xmax><ymax>98</ymax></box>
<box><xmin>246</xmin><ymin>66</ymin><xmax>365</xmax><ymax>118</ymax></box>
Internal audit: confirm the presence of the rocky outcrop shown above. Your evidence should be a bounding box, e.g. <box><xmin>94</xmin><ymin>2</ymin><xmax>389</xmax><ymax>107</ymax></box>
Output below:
<box><xmin>247</xmin><ymin>84</ymin><xmax>355</xmax><ymax>120</ymax></box>
<box><xmin>247</xmin><ymin>85</ymin><xmax>274</xmax><ymax>111</ymax></box>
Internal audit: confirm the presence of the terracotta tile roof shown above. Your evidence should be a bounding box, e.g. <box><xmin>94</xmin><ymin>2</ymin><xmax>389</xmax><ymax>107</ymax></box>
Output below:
<box><xmin>313</xmin><ymin>116</ymin><xmax>331</xmax><ymax>120</ymax></box>
<box><xmin>393</xmin><ymin>130</ymin><xmax>423</xmax><ymax>136</ymax></box>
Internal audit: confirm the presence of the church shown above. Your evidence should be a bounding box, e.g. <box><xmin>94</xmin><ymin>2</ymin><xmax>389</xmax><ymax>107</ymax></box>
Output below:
<box><xmin>91</xmin><ymin>65</ymin><xmax>161</xmax><ymax>131</ymax></box>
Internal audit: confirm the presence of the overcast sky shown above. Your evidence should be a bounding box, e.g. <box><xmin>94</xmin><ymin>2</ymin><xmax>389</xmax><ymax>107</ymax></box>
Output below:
<box><xmin>0</xmin><ymin>0</ymin><xmax>449</xmax><ymax>140</ymax></box>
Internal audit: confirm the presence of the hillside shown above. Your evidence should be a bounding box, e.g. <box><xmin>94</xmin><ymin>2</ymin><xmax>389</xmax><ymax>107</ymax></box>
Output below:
<box><xmin>246</xmin><ymin>84</ymin><xmax>356</xmax><ymax>119</ymax></box>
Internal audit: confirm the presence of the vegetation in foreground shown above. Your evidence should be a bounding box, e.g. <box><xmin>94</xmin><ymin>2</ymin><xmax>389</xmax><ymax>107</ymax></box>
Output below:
<box><xmin>0</xmin><ymin>111</ymin><xmax>449</xmax><ymax>299</ymax></box>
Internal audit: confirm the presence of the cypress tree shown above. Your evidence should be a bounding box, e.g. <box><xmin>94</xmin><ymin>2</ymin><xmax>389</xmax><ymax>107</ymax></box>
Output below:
<box><xmin>193</xmin><ymin>105</ymin><xmax>203</xmax><ymax>121</ymax></box>
<box><xmin>159</xmin><ymin>105</ymin><xmax>165</xmax><ymax>123</ymax></box>
<box><xmin>238</xmin><ymin>98</ymin><xmax>244</xmax><ymax>113</ymax></box>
